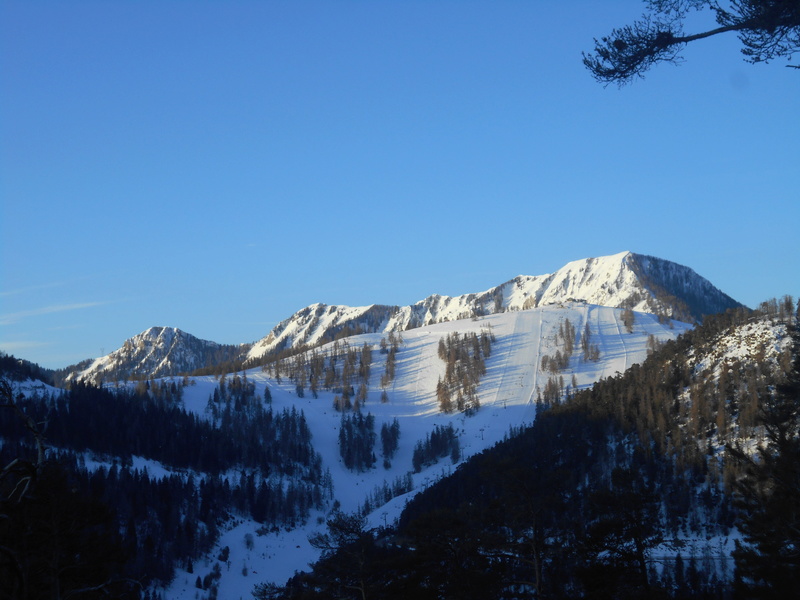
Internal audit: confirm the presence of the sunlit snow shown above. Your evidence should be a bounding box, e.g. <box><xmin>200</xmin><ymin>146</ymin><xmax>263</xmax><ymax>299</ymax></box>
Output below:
<box><xmin>161</xmin><ymin>303</ymin><xmax>690</xmax><ymax>598</ymax></box>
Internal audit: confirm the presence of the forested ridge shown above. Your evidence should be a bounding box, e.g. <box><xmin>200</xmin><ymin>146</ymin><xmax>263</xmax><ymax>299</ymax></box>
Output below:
<box><xmin>261</xmin><ymin>297</ymin><xmax>800</xmax><ymax>599</ymax></box>
<box><xmin>0</xmin><ymin>376</ymin><xmax>330</xmax><ymax>599</ymax></box>
<box><xmin>0</xmin><ymin>351</ymin><xmax>55</xmax><ymax>385</ymax></box>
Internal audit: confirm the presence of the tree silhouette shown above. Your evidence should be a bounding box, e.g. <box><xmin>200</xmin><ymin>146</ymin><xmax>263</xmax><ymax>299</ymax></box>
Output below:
<box><xmin>584</xmin><ymin>0</ymin><xmax>800</xmax><ymax>85</ymax></box>
<box><xmin>0</xmin><ymin>379</ymin><xmax>140</xmax><ymax>599</ymax></box>
<box><xmin>307</xmin><ymin>512</ymin><xmax>375</xmax><ymax>600</ymax></box>
<box><xmin>729</xmin><ymin>329</ymin><xmax>800</xmax><ymax>595</ymax></box>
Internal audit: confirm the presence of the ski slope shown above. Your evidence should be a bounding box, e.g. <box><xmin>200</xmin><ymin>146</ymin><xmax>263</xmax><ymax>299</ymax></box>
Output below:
<box><xmin>164</xmin><ymin>302</ymin><xmax>691</xmax><ymax>597</ymax></box>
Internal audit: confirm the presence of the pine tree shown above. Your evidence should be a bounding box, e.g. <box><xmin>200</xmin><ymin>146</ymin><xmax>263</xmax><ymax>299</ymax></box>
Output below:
<box><xmin>579</xmin><ymin>467</ymin><xmax>666</xmax><ymax>594</ymax></box>
<box><xmin>380</xmin><ymin>419</ymin><xmax>400</xmax><ymax>466</ymax></box>
<box><xmin>583</xmin><ymin>0</ymin><xmax>800</xmax><ymax>85</ymax></box>
<box><xmin>730</xmin><ymin>330</ymin><xmax>800</xmax><ymax>595</ymax></box>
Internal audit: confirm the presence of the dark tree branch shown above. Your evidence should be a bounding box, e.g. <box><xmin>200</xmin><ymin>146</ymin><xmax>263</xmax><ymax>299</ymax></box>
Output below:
<box><xmin>584</xmin><ymin>0</ymin><xmax>800</xmax><ymax>84</ymax></box>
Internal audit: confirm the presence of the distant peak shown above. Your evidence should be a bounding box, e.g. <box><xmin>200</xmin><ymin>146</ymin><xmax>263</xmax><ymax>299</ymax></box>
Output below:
<box><xmin>65</xmin><ymin>325</ymin><xmax>247</xmax><ymax>383</ymax></box>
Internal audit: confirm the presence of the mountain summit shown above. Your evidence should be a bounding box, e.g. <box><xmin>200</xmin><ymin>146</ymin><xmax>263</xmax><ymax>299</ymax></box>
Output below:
<box><xmin>66</xmin><ymin>326</ymin><xmax>248</xmax><ymax>383</ymax></box>
<box><xmin>246</xmin><ymin>251</ymin><xmax>742</xmax><ymax>362</ymax></box>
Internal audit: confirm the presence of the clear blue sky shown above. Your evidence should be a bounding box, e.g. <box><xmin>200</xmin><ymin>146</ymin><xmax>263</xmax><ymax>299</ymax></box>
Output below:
<box><xmin>2</xmin><ymin>1</ymin><xmax>798</xmax><ymax>369</ymax></box>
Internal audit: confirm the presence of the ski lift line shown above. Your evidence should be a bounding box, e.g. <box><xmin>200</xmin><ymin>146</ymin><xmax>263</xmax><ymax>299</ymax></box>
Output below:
<box><xmin>612</xmin><ymin>307</ymin><xmax>629</xmax><ymax>374</ymax></box>
<box><xmin>592</xmin><ymin>305</ymin><xmax>611</xmax><ymax>380</ymax></box>
<box><xmin>525</xmin><ymin>308</ymin><xmax>545</xmax><ymax>413</ymax></box>
<box><xmin>410</xmin><ymin>330</ymin><xmax>424</xmax><ymax>403</ymax></box>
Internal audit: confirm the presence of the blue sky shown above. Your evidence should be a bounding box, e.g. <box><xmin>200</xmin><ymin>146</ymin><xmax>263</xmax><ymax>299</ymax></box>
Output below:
<box><xmin>2</xmin><ymin>1</ymin><xmax>798</xmax><ymax>369</ymax></box>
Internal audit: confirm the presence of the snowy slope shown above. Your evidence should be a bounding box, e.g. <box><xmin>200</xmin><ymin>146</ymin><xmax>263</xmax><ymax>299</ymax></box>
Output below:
<box><xmin>246</xmin><ymin>251</ymin><xmax>740</xmax><ymax>362</ymax></box>
<box><xmin>162</xmin><ymin>303</ymin><xmax>691</xmax><ymax>598</ymax></box>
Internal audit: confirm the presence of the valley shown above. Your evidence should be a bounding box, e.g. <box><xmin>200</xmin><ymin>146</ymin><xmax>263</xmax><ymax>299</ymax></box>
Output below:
<box><xmin>2</xmin><ymin>253</ymin><xmax>796</xmax><ymax>599</ymax></box>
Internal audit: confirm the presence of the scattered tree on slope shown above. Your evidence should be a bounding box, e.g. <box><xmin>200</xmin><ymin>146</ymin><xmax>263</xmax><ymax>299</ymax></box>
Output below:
<box><xmin>412</xmin><ymin>423</ymin><xmax>460</xmax><ymax>473</ymax></box>
<box><xmin>436</xmin><ymin>329</ymin><xmax>494</xmax><ymax>414</ymax></box>
<box><xmin>339</xmin><ymin>412</ymin><xmax>377</xmax><ymax>472</ymax></box>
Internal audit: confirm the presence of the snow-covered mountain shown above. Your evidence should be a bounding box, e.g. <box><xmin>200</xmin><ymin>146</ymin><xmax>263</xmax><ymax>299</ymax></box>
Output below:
<box><xmin>162</xmin><ymin>302</ymin><xmax>694</xmax><ymax>596</ymax></box>
<box><xmin>245</xmin><ymin>251</ymin><xmax>741</xmax><ymax>362</ymax></box>
<box><xmin>161</xmin><ymin>302</ymin><xmax>792</xmax><ymax>598</ymax></box>
<box><xmin>14</xmin><ymin>291</ymin><xmax>794</xmax><ymax>598</ymax></box>
<box><xmin>62</xmin><ymin>251</ymin><xmax>740</xmax><ymax>384</ymax></box>
<box><xmin>65</xmin><ymin>326</ymin><xmax>249</xmax><ymax>383</ymax></box>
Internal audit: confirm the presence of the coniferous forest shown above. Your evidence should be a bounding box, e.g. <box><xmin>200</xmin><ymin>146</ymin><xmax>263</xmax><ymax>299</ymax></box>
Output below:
<box><xmin>258</xmin><ymin>299</ymin><xmax>800</xmax><ymax>600</ymax></box>
<box><xmin>0</xmin><ymin>377</ymin><xmax>330</xmax><ymax>599</ymax></box>
<box><xmin>2</xmin><ymin>298</ymin><xmax>799</xmax><ymax>599</ymax></box>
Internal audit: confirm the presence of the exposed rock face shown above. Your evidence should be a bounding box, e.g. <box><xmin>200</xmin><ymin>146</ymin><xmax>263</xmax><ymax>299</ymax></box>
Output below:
<box><xmin>66</xmin><ymin>326</ymin><xmax>248</xmax><ymax>383</ymax></box>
